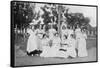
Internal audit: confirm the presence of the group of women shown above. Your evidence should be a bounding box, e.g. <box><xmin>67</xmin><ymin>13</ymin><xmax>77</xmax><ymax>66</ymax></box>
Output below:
<box><xmin>26</xmin><ymin>23</ymin><xmax>88</xmax><ymax>58</ymax></box>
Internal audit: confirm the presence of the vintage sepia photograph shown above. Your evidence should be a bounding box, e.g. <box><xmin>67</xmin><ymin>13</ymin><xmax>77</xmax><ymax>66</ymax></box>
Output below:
<box><xmin>11</xmin><ymin>1</ymin><xmax>98</xmax><ymax>67</ymax></box>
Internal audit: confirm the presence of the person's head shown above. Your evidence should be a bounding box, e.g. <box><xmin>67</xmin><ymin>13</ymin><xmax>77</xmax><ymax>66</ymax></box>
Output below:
<box><xmin>70</xmin><ymin>34</ymin><xmax>74</xmax><ymax>39</ymax></box>
<box><xmin>55</xmin><ymin>33</ymin><xmax>59</xmax><ymax>37</ymax></box>
<box><xmin>76</xmin><ymin>24</ymin><xmax>80</xmax><ymax>29</ymax></box>
<box><xmin>81</xmin><ymin>28</ymin><xmax>86</xmax><ymax>33</ymax></box>
<box><xmin>62</xmin><ymin>25</ymin><xmax>66</xmax><ymax>30</ymax></box>
<box><xmin>62</xmin><ymin>35</ymin><xmax>67</xmax><ymax>40</ymax></box>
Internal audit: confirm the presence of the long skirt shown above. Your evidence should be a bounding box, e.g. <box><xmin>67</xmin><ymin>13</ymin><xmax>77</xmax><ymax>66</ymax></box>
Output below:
<box><xmin>49</xmin><ymin>44</ymin><xmax>60</xmax><ymax>57</ymax></box>
<box><xmin>40</xmin><ymin>46</ymin><xmax>51</xmax><ymax>57</ymax></box>
<box><xmin>40</xmin><ymin>44</ymin><xmax>60</xmax><ymax>57</ymax></box>
<box><xmin>36</xmin><ymin>37</ymin><xmax>42</xmax><ymax>51</ymax></box>
<box><xmin>27</xmin><ymin>35</ymin><xmax>38</xmax><ymax>53</ymax></box>
<box><xmin>57</xmin><ymin>45</ymin><xmax>76</xmax><ymax>58</ymax></box>
<box><xmin>66</xmin><ymin>47</ymin><xmax>76</xmax><ymax>58</ymax></box>
<box><xmin>77</xmin><ymin>38</ymin><xmax>88</xmax><ymax>57</ymax></box>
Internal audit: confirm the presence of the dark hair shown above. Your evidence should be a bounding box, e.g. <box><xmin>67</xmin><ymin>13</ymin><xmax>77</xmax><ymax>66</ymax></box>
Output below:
<box><xmin>43</xmin><ymin>34</ymin><xmax>46</xmax><ymax>38</ymax></box>
<box><xmin>64</xmin><ymin>35</ymin><xmax>68</xmax><ymax>39</ymax></box>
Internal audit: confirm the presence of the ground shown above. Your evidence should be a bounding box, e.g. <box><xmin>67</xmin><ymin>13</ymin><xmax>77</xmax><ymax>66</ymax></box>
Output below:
<box><xmin>14</xmin><ymin>35</ymin><xmax>97</xmax><ymax>66</ymax></box>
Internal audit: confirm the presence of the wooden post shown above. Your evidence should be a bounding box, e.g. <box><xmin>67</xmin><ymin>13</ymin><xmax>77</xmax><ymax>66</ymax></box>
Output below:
<box><xmin>58</xmin><ymin>5</ymin><xmax>61</xmax><ymax>37</ymax></box>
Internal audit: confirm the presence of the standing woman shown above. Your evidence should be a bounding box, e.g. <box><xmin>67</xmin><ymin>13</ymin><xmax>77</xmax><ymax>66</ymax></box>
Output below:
<box><xmin>78</xmin><ymin>29</ymin><xmax>88</xmax><ymax>57</ymax></box>
<box><xmin>40</xmin><ymin>34</ymin><xmax>50</xmax><ymax>57</ymax></box>
<box><xmin>36</xmin><ymin>24</ymin><xmax>45</xmax><ymax>51</ymax></box>
<box><xmin>75</xmin><ymin>26</ymin><xmax>88</xmax><ymax>57</ymax></box>
<box><xmin>26</xmin><ymin>25</ymin><xmax>38</xmax><ymax>55</ymax></box>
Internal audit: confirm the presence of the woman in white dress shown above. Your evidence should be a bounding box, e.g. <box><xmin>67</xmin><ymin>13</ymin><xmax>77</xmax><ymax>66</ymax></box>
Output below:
<box><xmin>49</xmin><ymin>33</ymin><xmax>61</xmax><ymax>57</ymax></box>
<box><xmin>58</xmin><ymin>35</ymin><xmax>68</xmax><ymax>58</ymax></box>
<box><xmin>35</xmin><ymin>24</ymin><xmax>45</xmax><ymax>51</ymax></box>
<box><xmin>26</xmin><ymin>26</ymin><xmax>38</xmax><ymax>54</ymax></box>
<box><xmin>40</xmin><ymin>34</ymin><xmax>51</xmax><ymax>57</ymax></box>
<box><xmin>75</xmin><ymin>27</ymin><xmax>88</xmax><ymax>57</ymax></box>
<box><xmin>59</xmin><ymin>33</ymin><xmax>76</xmax><ymax>58</ymax></box>
<box><xmin>66</xmin><ymin>34</ymin><xmax>77</xmax><ymax>58</ymax></box>
<box><xmin>78</xmin><ymin>29</ymin><xmax>88</xmax><ymax>57</ymax></box>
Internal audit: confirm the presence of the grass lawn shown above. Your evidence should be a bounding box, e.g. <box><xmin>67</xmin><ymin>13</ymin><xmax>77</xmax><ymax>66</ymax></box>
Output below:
<box><xmin>14</xmin><ymin>35</ymin><xmax>97</xmax><ymax>66</ymax></box>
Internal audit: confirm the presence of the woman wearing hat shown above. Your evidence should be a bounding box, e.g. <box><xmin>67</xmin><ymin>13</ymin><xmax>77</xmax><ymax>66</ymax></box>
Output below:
<box><xmin>26</xmin><ymin>25</ymin><xmax>38</xmax><ymax>55</ymax></box>
<box><xmin>40</xmin><ymin>34</ymin><xmax>50</xmax><ymax>57</ymax></box>
<box><xmin>75</xmin><ymin>26</ymin><xmax>88</xmax><ymax>57</ymax></box>
<box><xmin>77</xmin><ymin>29</ymin><xmax>88</xmax><ymax>57</ymax></box>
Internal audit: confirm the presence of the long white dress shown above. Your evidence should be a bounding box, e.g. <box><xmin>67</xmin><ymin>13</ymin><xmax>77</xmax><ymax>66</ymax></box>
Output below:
<box><xmin>66</xmin><ymin>37</ymin><xmax>77</xmax><ymax>58</ymax></box>
<box><xmin>27</xmin><ymin>29</ymin><xmax>38</xmax><ymax>53</ymax></box>
<box><xmin>49</xmin><ymin>36</ymin><xmax>61</xmax><ymax>57</ymax></box>
<box><xmin>58</xmin><ymin>36</ymin><xmax>76</xmax><ymax>58</ymax></box>
<box><xmin>75</xmin><ymin>28</ymin><xmax>82</xmax><ymax>49</ymax></box>
<box><xmin>40</xmin><ymin>38</ymin><xmax>50</xmax><ymax>57</ymax></box>
<box><xmin>78</xmin><ymin>33</ymin><xmax>88</xmax><ymax>57</ymax></box>
<box><xmin>75</xmin><ymin>29</ymin><xmax>88</xmax><ymax>57</ymax></box>
<box><xmin>57</xmin><ymin>39</ymin><xmax>68</xmax><ymax>58</ymax></box>
<box><xmin>36</xmin><ymin>29</ymin><xmax>45</xmax><ymax>51</ymax></box>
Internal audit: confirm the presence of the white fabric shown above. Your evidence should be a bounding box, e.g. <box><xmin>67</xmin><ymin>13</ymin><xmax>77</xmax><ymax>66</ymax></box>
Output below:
<box><xmin>48</xmin><ymin>28</ymin><xmax>56</xmax><ymax>40</ymax></box>
<box><xmin>40</xmin><ymin>36</ymin><xmax>61</xmax><ymax>57</ymax></box>
<box><xmin>50</xmin><ymin>36</ymin><xmax>61</xmax><ymax>57</ymax></box>
<box><xmin>75</xmin><ymin>29</ymin><xmax>88</xmax><ymax>57</ymax></box>
<box><xmin>27</xmin><ymin>29</ymin><xmax>38</xmax><ymax>53</ymax></box>
<box><xmin>77</xmin><ymin>33</ymin><xmax>88</xmax><ymax>57</ymax></box>
<box><xmin>59</xmin><ymin>38</ymin><xmax>76</xmax><ymax>58</ymax></box>
<box><xmin>40</xmin><ymin>38</ymin><xmax>51</xmax><ymax>57</ymax></box>
<box><xmin>66</xmin><ymin>38</ymin><xmax>77</xmax><ymax>58</ymax></box>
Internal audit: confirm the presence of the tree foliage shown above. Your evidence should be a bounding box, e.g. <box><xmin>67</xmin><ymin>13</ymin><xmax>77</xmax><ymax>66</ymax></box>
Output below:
<box><xmin>12</xmin><ymin>2</ymin><xmax>34</xmax><ymax>29</ymax></box>
<box><xmin>64</xmin><ymin>10</ymin><xmax>90</xmax><ymax>29</ymax></box>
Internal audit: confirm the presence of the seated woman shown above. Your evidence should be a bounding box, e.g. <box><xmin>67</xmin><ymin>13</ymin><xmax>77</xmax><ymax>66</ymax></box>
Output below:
<box><xmin>66</xmin><ymin>34</ymin><xmax>77</xmax><ymax>58</ymax></box>
<box><xmin>58</xmin><ymin>34</ymin><xmax>77</xmax><ymax>58</ymax></box>
<box><xmin>58</xmin><ymin>35</ymin><xmax>69</xmax><ymax>58</ymax></box>
<box><xmin>49</xmin><ymin>33</ymin><xmax>61</xmax><ymax>57</ymax></box>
